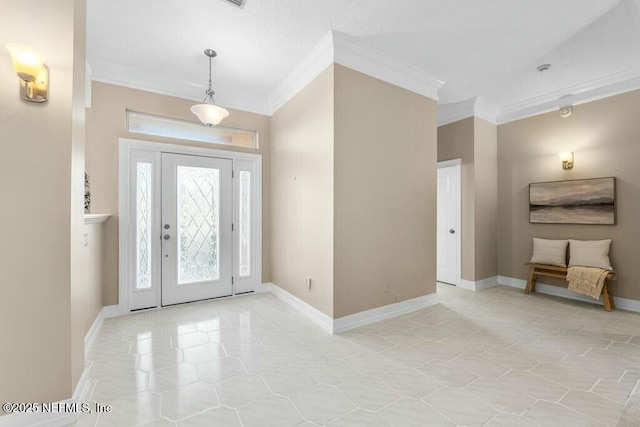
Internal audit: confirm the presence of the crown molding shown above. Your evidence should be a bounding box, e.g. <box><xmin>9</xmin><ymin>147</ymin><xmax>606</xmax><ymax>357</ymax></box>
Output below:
<box><xmin>266</xmin><ymin>32</ymin><xmax>335</xmax><ymax>115</ymax></box>
<box><xmin>497</xmin><ymin>65</ymin><xmax>640</xmax><ymax>124</ymax></box>
<box><xmin>88</xmin><ymin>39</ymin><xmax>640</xmax><ymax>123</ymax></box>
<box><xmin>89</xmin><ymin>31</ymin><xmax>445</xmax><ymax>118</ymax></box>
<box><xmin>267</xmin><ymin>30</ymin><xmax>445</xmax><ymax>115</ymax></box>
<box><xmin>438</xmin><ymin>98</ymin><xmax>475</xmax><ymax>126</ymax></box>
<box><xmin>440</xmin><ymin>67</ymin><xmax>640</xmax><ymax>126</ymax></box>
<box><xmin>474</xmin><ymin>98</ymin><xmax>499</xmax><ymax>124</ymax></box>
<box><xmin>88</xmin><ymin>57</ymin><xmax>271</xmax><ymax>116</ymax></box>
<box><xmin>331</xmin><ymin>31</ymin><xmax>445</xmax><ymax>102</ymax></box>
<box><xmin>438</xmin><ymin>96</ymin><xmax>498</xmax><ymax>126</ymax></box>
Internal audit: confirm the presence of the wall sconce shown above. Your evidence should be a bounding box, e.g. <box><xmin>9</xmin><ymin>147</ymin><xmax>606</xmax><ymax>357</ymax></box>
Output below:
<box><xmin>558</xmin><ymin>152</ymin><xmax>574</xmax><ymax>170</ymax></box>
<box><xmin>5</xmin><ymin>43</ymin><xmax>49</xmax><ymax>103</ymax></box>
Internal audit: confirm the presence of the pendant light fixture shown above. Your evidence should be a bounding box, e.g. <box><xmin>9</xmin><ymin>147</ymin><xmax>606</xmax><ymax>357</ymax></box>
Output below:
<box><xmin>191</xmin><ymin>49</ymin><xmax>229</xmax><ymax>126</ymax></box>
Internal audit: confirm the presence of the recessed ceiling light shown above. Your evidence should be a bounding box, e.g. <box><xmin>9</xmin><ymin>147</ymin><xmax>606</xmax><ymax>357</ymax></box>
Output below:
<box><xmin>537</xmin><ymin>64</ymin><xmax>551</xmax><ymax>72</ymax></box>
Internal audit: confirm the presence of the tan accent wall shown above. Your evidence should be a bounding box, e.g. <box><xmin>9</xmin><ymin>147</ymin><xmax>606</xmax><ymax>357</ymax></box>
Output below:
<box><xmin>473</xmin><ymin>117</ymin><xmax>498</xmax><ymax>280</ymax></box>
<box><xmin>497</xmin><ymin>89</ymin><xmax>640</xmax><ymax>300</ymax></box>
<box><xmin>270</xmin><ymin>65</ymin><xmax>335</xmax><ymax>316</ymax></box>
<box><xmin>437</xmin><ymin>117</ymin><xmax>498</xmax><ymax>282</ymax></box>
<box><xmin>86</xmin><ymin>82</ymin><xmax>271</xmax><ymax>306</ymax></box>
<box><xmin>437</xmin><ymin>118</ymin><xmax>475</xmax><ymax>281</ymax></box>
<box><xmin>0</xmin><ymin>0</ymin><xmax>85</xmax><ymax>406</ymax></box>
<box><xmin>333</xmin><ymin>65</ymin><xmax>438</xmax><ymax>318</ymax></box>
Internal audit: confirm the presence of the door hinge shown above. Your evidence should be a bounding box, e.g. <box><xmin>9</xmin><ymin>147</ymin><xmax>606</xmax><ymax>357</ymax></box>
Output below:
<box><xmin>232</xmin><ymin>223</ymin><xmax>234</xmax><ymax>232</ymax></box>
<box><xmin>231</xmin><ymin>276</ymin><xmax>234</xmax><ymax>285</ymax></box>
<box><xmin>232</xmin><ymin>170</ymin><xmax>235</xmax><ymax>178</ymax></box>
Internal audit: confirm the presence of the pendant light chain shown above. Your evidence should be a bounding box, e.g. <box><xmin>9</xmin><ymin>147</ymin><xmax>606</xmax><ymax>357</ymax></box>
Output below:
<box><xmin>207</xmin><ymin>54</ymin><xmax>214</xmax><ymax>98</ymax></box>
<box><xmin>191</xmin><ymin>48</ymin><xmax>229</xmax><ymax>126</ymax></box>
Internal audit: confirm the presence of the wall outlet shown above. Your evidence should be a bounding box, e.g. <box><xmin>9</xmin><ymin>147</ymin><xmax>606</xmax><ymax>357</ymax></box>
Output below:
<box><xmin>384</xmin><ymin>283</ymin><xmax>390</xmax><ymax>293</ymax></box>
<box><xmin>305</xmin><ymin>277</ymin><xmax>312</xmax><ymax>291</ymax></box>
<box><xmin>394</xmin><ymin>293</ymin><xmax>405</xmax><ymax>303</ymax></box>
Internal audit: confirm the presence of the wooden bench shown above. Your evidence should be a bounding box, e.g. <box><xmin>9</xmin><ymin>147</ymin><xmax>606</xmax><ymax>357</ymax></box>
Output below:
<box><xmin>525</xmin><ymin>263</ymin><xmax>617</xmax><ymax>311</ymax></box>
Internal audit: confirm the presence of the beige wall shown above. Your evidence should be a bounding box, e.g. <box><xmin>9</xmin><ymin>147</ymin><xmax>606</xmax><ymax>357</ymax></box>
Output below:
<box><xmin>70</xmin><ymin>0</ymin><xmax>88</xmax><ymax>388</ymax></box>
<box><xmin>270</xmin><ymin>65</ymin><xmax>335</xmax><ymax>316</ymax></box>
<box><xmin>437</xmin><ymin>118</ymin><xmax>476</xmax><ymax>280</ymax></box>
<box><xmin>0</xmin><ymin>0</ymin><xmax>85</xmax><ymax>406</ymax></box>
<box><xmin>437</xmin><ymin>117</ymin><xmax>498</xmax><ymax>282</ymax></box>
<box><xmin>72</xmin><ymin>221</ymin><xmax>107</xmax><ymax>376</ymax></box>
<box><xmin>86</xmin><ymin>82</ymin><xmax>271</xmax><ymax>306</ymax></box>
<box><xmin>497</xmin><ymin>89</ymin><xmax>640</xmax><ymax>300</ymax></box>
<box><xmin>333</xmin><ymin>65</ymin><xmax>438</xmax><ymax>318</ymax></box>
<box><xmin>270</xmin><ymin>64</ymin><xmax>438</xmax><ymax>318</ymax></box>
<box><xmin>473</xmin><ymin>117</ymin><xmax>498</xmax><ymax>280</ymax></box>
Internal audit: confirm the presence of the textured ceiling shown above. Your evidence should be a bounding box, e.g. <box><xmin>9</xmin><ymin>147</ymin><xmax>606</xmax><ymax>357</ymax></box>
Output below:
<box><xmin>87</xmin><ymin>0</ymin><xmax>640</xmax><ymax>118</ymax></box>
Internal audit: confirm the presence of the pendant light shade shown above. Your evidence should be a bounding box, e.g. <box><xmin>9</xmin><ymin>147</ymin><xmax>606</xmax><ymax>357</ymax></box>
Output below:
<box><xmin>191</xmin><ymin>103</ymin><xmax>229</xmax><ymax>126</ymax></box>
<box><xmin>192</xmin><ymin>49</ymin><xmax>229</xmax><ymax>126</ymax></box>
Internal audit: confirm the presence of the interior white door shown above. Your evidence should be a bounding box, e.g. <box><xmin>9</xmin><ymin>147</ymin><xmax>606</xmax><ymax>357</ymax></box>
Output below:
<box><xmin>437</xmin><ymin>162</ymin><xmax>461</xmax><ymax>285</ymax></box>
<box><xmin>161</xmin><ymin>153</ymin><xmax>233</xmax><ymax>305</ymax></box>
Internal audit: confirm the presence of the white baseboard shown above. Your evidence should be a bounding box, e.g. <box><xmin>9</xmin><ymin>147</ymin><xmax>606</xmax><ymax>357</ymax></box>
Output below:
<box><xmin>0</xmin><ymin>304</ymin><xmax>121</xmax><ymax>427</ymax></box>
<box><xmin>84</xmin><ymin>305</ymin><xmax>117</xmax><ymax>357</ymax></box>
<box><xmin>267</xmin><ymin>283</ymin><xmax>440</xmax><ymax>334</ymax></box>
<box><xmin>498</xmin><ymin>276</ymin><xmax>640</xmax><ymax>313</ymax></box>
<box><xmin>101</xmin><ymin>304</ymin><xmax>122</xmax><ymax>319</ymax></box>
<box><xmin>459</xmin><ymin>280</ymin><xmax>475</xmax><ymax>291</ymax></box>
<box><xmin>0</xmin><ymin>400</ymin><xmax>77</xmax><ymax>427</ymax></box>
<box><xmin>332</xmin><ymin>293</ymin><xmax>440</xmax><ymax>334</ymax></box>
<box><xmin>266</xmin><ymin>283</ymin><xmax>334</xmax><ymax>334</ymax></box>
<box><xmin>497</xmin><ymin>276</ymin><xmax>528</xmax><ymax>290</ymax></box>
<box><xmin>459</xmin><ymin>276</ymin><xmax>498</xmax><ymax>292</ymax></box>
<box><xmin>476</xmin><ymin>276</ymin><xmax>499</xmax><ymax>290</ymax></box>
<box><xmin>254</xmin><ymin>282</ymin><xmax>273</xmax><ymax>294</ymax></box>
<box><xmin>72</xmin><ymin>369</ymin><xmax>92</xmax><ymax>404</ymax></box>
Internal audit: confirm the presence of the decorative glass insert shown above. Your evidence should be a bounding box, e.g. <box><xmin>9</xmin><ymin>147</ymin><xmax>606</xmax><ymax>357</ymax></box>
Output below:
<box><xmin>127</xmin><ymin>111</ymin><xmax>257</xmax><ymax>148</ymax></box>
<box><xmin>239</xmin><ymin>171</ymin><xmax>251</xmax><ymax>277</ymax></box>
<box><xmin>177</xmin><ymin>166</ymin><xmax>220</xmax><ymax>284</ymax></box>
<box><xmin>136</xmin><ymin>163</ymin><xmax>153</xmax><ymax>290</ymax></box>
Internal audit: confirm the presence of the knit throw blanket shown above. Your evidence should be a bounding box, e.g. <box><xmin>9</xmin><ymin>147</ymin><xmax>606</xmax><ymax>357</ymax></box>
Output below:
<box><xmin>567</xmin><ymin>266</ymin><xmax>609</xmax><ymax>300</ymax></box>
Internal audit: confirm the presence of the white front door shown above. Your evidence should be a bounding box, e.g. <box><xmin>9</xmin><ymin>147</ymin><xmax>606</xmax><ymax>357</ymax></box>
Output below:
<box><xmin>437</xmin><ymin>161</ymin><xmax>461</xmax><ymax>285</ymax></box>
<box><xmin>123</xmin><ymin>140</ymin><xmax>262</xmax><ymax>312</ymax></box>
<box><xmin>160</xmin><ymin>153</ymin><xmax>233</xmax><ymax>305</ymax></box>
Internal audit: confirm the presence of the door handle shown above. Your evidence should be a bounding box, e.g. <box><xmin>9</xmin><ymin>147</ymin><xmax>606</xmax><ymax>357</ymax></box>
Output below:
<box><xmin>449</xmin><ymin>229</ymin><xmax>455</xmax><ymax>234</ymax></box>
<box><xmin>163</xmin><ymin>234</ymin><xmax>171</xmax><ymax>240</ymax></box>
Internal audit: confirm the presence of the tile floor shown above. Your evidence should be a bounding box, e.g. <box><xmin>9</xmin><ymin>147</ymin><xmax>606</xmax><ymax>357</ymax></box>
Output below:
<box><xmin>72</xmin><ymin>284</ymin><xmax>640</xmax><ymax>426</ymax></box>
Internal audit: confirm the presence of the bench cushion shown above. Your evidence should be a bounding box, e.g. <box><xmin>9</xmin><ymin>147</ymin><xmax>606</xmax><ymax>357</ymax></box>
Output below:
<box><xmin>530</xmin><ymin>238</ymin><xmax>569</xmax><ymax>267</ymax></box>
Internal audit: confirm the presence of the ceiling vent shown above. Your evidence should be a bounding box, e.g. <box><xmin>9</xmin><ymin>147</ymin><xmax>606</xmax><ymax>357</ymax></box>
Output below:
<box><xmin>225</xmin><ymin>0</ymin><xmax>246</xmax><ymax>7</ymax></box>
<box><xmin>537</xmin><ymin>63</ymin><xmax>551</xmax><ymax>72</ymax></box>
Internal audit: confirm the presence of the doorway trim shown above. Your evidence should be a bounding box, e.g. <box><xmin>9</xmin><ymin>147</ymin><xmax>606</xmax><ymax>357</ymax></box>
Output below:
<box><xmin>437</xmin><ymin>158</ymin><xmax>462</xmax><ymax>287</ymax></box>
<box><xmin>118</xmin><ymin>138</ymin><xmax>262</xmax><ymax>314</ymax></box>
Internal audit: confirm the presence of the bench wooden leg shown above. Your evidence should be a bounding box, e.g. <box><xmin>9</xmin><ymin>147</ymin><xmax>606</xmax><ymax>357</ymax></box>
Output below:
<box><xmin>602</xmin><ymin>281</ymin><xmax>615</xmax><ymax>311</ymax></box>
<box><xmin>525</xmin><ymin>268</ymin><xmax>537</xmax><ymax>294</ymax></box>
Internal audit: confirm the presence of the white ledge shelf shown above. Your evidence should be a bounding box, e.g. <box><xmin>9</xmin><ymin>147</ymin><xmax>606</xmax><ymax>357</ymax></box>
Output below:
<box><xmin>84</xmin><ymin>214</ymin><xmax>111</xmax><ymax>224</ymax></box>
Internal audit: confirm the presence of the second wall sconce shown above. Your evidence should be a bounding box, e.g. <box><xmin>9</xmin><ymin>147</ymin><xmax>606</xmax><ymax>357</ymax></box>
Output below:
<box><xmin>558</xmin><ymin>152</ymin><xmax>574</xmax><ymax>170</ymax></box>
<box><xmin>5</xmin><ymin>43</ymin><xmax>49</xmax><ymax>103</ymax></box>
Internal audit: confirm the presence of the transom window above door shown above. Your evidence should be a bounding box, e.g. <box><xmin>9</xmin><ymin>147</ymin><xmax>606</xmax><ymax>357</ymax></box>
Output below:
<box><xmin>126</xmin><ymin>111</ymin><xmax>258</xmax><ymax>149</ymax></box>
